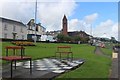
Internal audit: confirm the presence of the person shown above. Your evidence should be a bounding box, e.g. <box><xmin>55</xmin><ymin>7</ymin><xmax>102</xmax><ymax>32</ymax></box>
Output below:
<box><xmin>78</xmin><ymin>41</ymin><xmax>81</xmax><ymax>44</ymax></box>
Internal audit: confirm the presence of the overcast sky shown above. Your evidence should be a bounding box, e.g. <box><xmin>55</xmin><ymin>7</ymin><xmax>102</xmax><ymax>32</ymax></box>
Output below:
<box><xmin>0</xmin><ymin>0</ymin><xmax>119</xmax><ymax>40</ymax></box>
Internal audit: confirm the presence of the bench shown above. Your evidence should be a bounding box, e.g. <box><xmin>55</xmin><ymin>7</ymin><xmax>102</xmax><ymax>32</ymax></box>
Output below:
<box><xmin>55</xmin><ymin>46</ymin><xmax>73</xmax><ymax>61</ymax></box>
<box><xmin>2</xmin><ymin>46</ymin><xmax>32</xmax><ymax>78</ymax></box>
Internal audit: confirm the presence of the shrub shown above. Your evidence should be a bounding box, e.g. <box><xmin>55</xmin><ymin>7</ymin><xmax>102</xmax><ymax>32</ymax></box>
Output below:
<box><xmin>11</xmin><ymin>41</ymin><xmax>35</xmax><ymax>46</ymax></box>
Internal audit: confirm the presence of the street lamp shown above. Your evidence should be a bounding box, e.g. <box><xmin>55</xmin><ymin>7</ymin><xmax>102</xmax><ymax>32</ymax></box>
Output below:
<box><xmin>90</xmin><ymin>24</ymin><xmax>92</xmax><ymax>36</ymax></box>
<box><xmin>34</xmin><ymin>0</ymin><xmax>37</xmax><ymax>43</ymax></box>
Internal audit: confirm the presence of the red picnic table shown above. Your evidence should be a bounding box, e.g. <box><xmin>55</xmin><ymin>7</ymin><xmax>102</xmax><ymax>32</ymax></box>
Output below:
<box><xmin>2</xmin><ymin>46</ymin><xmax>32</xmax><ymax>78</ymax></box>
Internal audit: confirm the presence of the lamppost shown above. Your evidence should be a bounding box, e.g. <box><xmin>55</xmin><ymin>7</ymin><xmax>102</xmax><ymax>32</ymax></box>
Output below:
<box><xmin>90</xmin><ymin>24</ymin><xmax>92</xmax><ymax>36</ymax></box>
<box><xmin>34</xmin><ymin>0</ymin><xmax>37</xmax><ymax>43</ymax></box>
<box><xmin>90</xmin><ymin>24</ymin><xmax>93</xmax><ymax>45</ymax></box>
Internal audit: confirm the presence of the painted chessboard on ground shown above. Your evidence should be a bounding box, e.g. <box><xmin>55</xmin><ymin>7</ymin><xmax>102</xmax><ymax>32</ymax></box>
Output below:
<box><xmin>2</xmin><ymin>58</ymin><xmax>84</xmax><ymax>78</ymax></box>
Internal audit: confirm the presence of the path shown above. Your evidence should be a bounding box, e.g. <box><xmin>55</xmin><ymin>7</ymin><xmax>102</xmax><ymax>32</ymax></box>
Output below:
<box><xmin>94</xmin><ymin>46</ymin><xmax>119</xmax><ymax>79</ymax></box>
<box><xmin>109</xmin><ymin>49</ymin><xmax>119</xmax><ymax>80</ymax></box>
<box><xmin>94</xmin><ymin>46</ymin><xmax>111</xmax><ymax>58</ymax></box>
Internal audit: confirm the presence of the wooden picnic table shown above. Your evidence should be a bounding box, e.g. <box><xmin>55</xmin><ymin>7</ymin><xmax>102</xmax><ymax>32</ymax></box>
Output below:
<box><xmin>2</xmin><ymin>46</ymin><xmax>32</xmax><ymax>78</ymax></box>
<box><xmin>55</xmin><ymin>46</ymin><xmax>73</xmax><ymax>61</ymax></box>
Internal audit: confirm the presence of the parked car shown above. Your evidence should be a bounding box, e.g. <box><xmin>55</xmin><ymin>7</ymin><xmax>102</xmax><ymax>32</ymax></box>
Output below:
<box><xmin>113</xmin><ymin>46</ymin><xmax>120</xmax><ymax>53</ymax></box>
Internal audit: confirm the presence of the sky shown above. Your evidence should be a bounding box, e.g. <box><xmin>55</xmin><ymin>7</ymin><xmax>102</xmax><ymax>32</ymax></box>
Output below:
<box><xmin>0</xmin><ymin>0</ymin><xmax>119</xmax><ymax>40</ymax></box>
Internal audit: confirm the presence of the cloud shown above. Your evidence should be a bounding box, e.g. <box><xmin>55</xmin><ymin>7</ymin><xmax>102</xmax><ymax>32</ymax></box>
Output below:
<box><xmin>0</xmin><ymin>0</ymin><xmax>77</xmax><ymax>31</ymax></box>
<box><xmin>68</xmin><ymin>16</ymin><xmax>118</xmax><ymax>40</ymax></box>
<box><xmin>69</xmin><ymin>19</ymin><xmax>79</xmax><ymax>31</ymax></box>
<box><xmin>93</xmin><ymin>19</ymin><xmax>118</xmax><ymax>40</ymax></box>
<box><xmin>84</xmin><ymin>13</ymin><xmax>98</xmax><ymax>24</ymax></box>
<box><xmin>37</xmin><ymin>0</ymin><xmax>76</xmax><ymax>31</ymax></box>
<box><xmin>1</xmin><ymin>1</ymin><xmax>35</xmax><ymax>23</ymax></box>
<box><xmin>68</xmin><ymin>13</ymin><xmax>98</xmax><ymax>33</ymax></box>
<box><xmin>111</xmin><ymin>23</ymin><xmax>118</xmax><ymax>40</ymax></box>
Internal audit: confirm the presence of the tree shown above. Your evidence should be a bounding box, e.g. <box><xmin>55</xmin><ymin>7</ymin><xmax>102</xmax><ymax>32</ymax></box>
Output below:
<box><xmin>64</xmin><ymin>36</ymin><xmax>72</xmax><ymax>41</ymax></box>
<box><xmin>111</xmin><ymin>37</ymin><xmax>117</xmax><ymax>43</ymax></box>
<box><xmin>57</xmin><ymin>34</ymin><xmax>65</xmax><ymax>42</ymax></box>
<box><xmin>57</xmin><ymin>34</ymin><xmax>72</xmax><ymax>42</ymax></box>
<box><xmin>74</xmin><ymin>36</ymin><xmax>81</xmax><ymax>41</ymax></box>
<box><xmin>56</xmin><ymin>33</ymin><xmax>90</xmax><ymax>43</ymax></box>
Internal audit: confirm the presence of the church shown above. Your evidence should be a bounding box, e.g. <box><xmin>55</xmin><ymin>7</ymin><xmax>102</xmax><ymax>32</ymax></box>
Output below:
<box><xmin>61</xmin><ymin>15</ymin><xmax>90</xmax><ymax>39</ymax></box>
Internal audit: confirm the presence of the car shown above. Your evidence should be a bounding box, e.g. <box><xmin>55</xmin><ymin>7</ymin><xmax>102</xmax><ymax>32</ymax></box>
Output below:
<box><xmin>113</xmin><ymin>46</ymin><xmax>120</xmax><ymax>53</ymax></box>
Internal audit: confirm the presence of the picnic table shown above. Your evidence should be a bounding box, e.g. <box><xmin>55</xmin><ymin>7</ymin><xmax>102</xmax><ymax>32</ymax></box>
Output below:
<box><xmin>2</xmin><ymin>46</ymin><xmax>32</xmax><ymax>78</ymax></box>
<box><xmin>55</xmin><ymin>46</ymin><xmax>73</xmax><ymax>61</ymax></box>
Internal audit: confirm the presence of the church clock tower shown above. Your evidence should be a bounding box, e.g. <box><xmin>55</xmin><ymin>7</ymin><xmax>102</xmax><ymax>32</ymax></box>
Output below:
<box><xmin>62</xmin><ymin>15</ymin><xmax>68</xmax><ymax>35</ymax></box>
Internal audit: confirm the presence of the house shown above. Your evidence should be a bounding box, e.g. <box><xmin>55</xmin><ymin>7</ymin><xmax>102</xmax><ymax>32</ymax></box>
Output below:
<box><xmin>46</xmin><ymin>30</ymin><xmax>61</xmax><ymax>37</ymax></box>
<box><xmin>27</xmin><ymin>19</ymin><xmax>46</xmax><ymax>41</ymax></box>
<box><xmin>40</xmin><ymin>30</ymin><xmax>60</xmax><ymax>42</ymax></box>
<box><xmin>0</xmin><ymin>17</ymin><xmax>27</xmax><ymax>40</ymax></box>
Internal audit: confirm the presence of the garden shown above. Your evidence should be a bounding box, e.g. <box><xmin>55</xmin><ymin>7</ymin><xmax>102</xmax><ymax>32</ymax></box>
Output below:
<box><xmin>1</xmin><ymin>41</ymin><xmax>112</xmax><ymax>79</ymax></box>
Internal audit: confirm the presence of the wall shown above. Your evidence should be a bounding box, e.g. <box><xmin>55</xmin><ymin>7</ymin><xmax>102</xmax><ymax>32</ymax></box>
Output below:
<box><xmin>1</xmin><ymin>20</ymin><xmax>27</xmax><ymax>40</ymax></box>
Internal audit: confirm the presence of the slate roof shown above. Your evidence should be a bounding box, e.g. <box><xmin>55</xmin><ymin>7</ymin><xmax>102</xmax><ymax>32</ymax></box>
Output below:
<box><xmin>0</xmin><ymin>17</ymin><xmax>26</xmax><ymax>27</ymax></box>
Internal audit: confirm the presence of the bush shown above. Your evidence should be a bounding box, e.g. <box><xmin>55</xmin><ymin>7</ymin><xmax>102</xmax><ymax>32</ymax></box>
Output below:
<box><xmin>11</xmin><ymin>41</ymin><xmax>35</xmax><ymax>46</ymax></box>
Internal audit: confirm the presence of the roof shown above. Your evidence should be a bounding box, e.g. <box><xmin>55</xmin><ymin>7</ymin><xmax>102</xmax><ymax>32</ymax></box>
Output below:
<box><xmin>63</xmin><ymin>15</ymin><xmax>67</xmax><ymax>20</ymax></box>
<box><xmin>68</xmin><ymin>31</ymin><xmax>90</xmax><ymax>37</ymax></box>
<box><xmin>27</xmin><ymin>19</ymin><xmax>46</xmax><ymax>30</ymax></box>
<box><xmin>0</xmin><ymin>17</ymin><xmax>26</xmax><ymax>27</ymax></box>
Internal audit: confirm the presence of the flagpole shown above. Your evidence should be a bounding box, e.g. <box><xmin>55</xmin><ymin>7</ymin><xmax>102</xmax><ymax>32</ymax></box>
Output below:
<box><xmin>34</xmin><ymin>0</ymin><xmax>37</xmax><ymax>43</ymax></box>
<box><xmin>91</xmin><ymin>24</ymin><xmax>92</xmax><ymax>36</ymax></box>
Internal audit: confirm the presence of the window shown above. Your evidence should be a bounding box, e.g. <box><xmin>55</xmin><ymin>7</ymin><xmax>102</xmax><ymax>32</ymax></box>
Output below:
<box><xmin>4</xmin><ymin>33</ymin><xmax>7</xmax><ymax>38</ymax></box>
<box><xmin>13</xmin><ymin>25</ymin><xmax>16</xmax><ymax>31</ymax></box>
<box><xmin>22</xmin><ymin>35</ymin><xmax>24</xmax><ymax>40</ymax></box>
<box><xmin>21</xmin><ymin>27</ymin><xmax>23</xmax><ymax>33</ymax></box>
<box><xmin>4</xmin><ymin>24</ymin><xmax>7</xmax><ymax>30</ymax></box>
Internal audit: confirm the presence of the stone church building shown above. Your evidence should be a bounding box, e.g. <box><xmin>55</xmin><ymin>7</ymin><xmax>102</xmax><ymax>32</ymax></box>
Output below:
<box><xmin>61</xmin><ymin>15</ymin><xmax>90</xmax><ymax>39</ymax></box>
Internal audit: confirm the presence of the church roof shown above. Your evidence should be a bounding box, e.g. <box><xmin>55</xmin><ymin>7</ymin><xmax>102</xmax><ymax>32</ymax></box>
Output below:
<box><xmin>63</xmin><ymin>15</ymin><xmax>67</xmax><ymax>20</ymax></box>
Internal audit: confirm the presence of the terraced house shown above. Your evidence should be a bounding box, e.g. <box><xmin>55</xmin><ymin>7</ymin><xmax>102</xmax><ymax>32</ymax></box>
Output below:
<box><xmin>27</xmin><ymin>19</ymin><xmax>46</xmax><ymax>41</ymax></box>
<box><xmin>0</xmin><ymin>17</ymin><xmax>46</xmax><ymax>41</ymax></box>
<box><xmin>0</xmin><ymin>17</ymin><xmax>27</xmax><ymax>40</ymax></box>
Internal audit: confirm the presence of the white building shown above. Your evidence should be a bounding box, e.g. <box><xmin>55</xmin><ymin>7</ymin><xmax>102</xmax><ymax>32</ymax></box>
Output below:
<box><xmin>27</xmin><ymin>19</ymin><xmax>46</xmax><ymax>41</ymax></box>
<box><xmin>41</xmin><ymin>35</ymin><xmax>56</xmax><ymax>42</ymax></box>
<box><xmin>0</xmin><ymin>17</ymin><xmax>27</xmax><ymax>40</ymax></box>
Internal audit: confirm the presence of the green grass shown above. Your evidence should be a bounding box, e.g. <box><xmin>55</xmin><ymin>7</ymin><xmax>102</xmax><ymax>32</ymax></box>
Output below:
<box><xmin>101</xmin><ymin>48</ymin><xmax>112</xmax><ymax>57</ymax></box>
<box><xmin>1</xmin><ymin>42</ymin><xmax>112</xmax><ymax>79</ymax></box>
<box><xmin>57</xmin><ymin>46</ymin><xmax>112</xmax><ymax>79</ymax></box>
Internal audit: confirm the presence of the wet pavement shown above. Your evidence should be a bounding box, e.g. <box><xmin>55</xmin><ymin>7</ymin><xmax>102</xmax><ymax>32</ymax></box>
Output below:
<box><xmin>2</xmin><ymin>58</ymin><xmax>84</xmax><ymax>79</ymax></box>
<box><xmin>109</xmin><ymin>48</ymin><xmax>119</xmax><ymax>80</ymax></box>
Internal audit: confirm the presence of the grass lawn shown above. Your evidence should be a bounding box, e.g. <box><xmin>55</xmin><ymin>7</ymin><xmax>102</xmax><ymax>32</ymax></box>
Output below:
<box><xmin>1</xmin><ymin>42</ymin><xmax>112</xmax><ymax>79</ymax></box>
<box><xmin>101</xmin><ymin>48</ymin><xmax>112</xmax><ymax>57</ymax></box>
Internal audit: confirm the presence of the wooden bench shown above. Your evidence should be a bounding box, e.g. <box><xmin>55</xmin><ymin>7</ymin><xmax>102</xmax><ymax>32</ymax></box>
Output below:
<box><xmin>55</xmin><ymin>46</ymin><xmax>73</xmax><ymax>61</ymax></box>
<box><xmin>2</xmin><ymin>46</ymin><xmax>32</xmax><ymax>78</ymax></box>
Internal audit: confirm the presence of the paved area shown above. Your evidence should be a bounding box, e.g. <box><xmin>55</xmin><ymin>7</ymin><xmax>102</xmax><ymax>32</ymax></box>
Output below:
<box><xmin>2</xmin><ymin>58</ymin><xmax>84</xmax><ymax>79</ymax></box>
<box><xmin>110</xmin><ymin>52</ymin><xmax>118</xmax><ymax>79</ymax></box>
<box><xmin>118</xmin><ymin>51</ymin><xmax>120</xmax><ymax>80</ymax></box>
<box><xmin>109</xmin><ymin>48</ymin><xmax>119</xmax><ymax>80</ymax></box>
<box><xmin>118</xmin><ymin>49</ymin><xmax>120</xmax><ymax>79</ymax></box>
<box><xmin>94</xmin><ymin>46</ymin><xmax>103</xmax><ymax>55</ymax></box>
<box><xmin>94</xmin><ymin>46</ymin><xmax>111</xmax><ymax>58</ymax></box>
